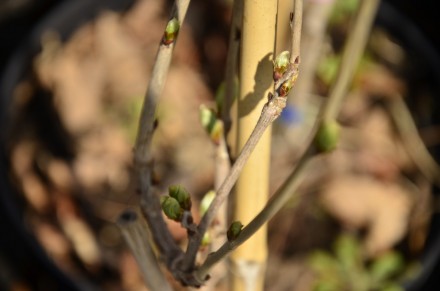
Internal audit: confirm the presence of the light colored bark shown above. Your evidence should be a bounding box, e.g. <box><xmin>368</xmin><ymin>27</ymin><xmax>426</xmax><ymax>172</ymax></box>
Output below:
<box><xmin>230</xmin><ymin>1</ymin><xmax>277</xmax><ymax>290</ymax></box>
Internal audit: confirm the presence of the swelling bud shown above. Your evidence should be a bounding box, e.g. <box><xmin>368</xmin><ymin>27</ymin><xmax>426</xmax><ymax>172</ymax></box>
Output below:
<box><xmin>315</xmin><ymin>120</ymin><xmax>340</xmax><ymax>152</ymax></box>
<box><xmin>162</xmin><ymin>18</ymin><xmax>180</xmax><ymax>45</ymax></box>
<box><xmin>227</xmin><ymin>221</ymin><xmax>244</xmax><ymax>242</ymax></box>
<box><xmin>169</xmin><ymin>185</ymin><xmax>192</xmax><ymax>211</ymax></box>
<box><xmin>273</xmin><ymin>51</ymin><xmax>291</xmax><ymax>81</ymax></box>
<box><xmin>161</xmin><ymin>196</ymin><xmax>183</xmax><ymax>221</ymax></box>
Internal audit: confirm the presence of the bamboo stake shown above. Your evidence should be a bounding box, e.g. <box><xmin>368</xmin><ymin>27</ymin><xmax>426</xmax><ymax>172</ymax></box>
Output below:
<box><xmin>196</xmin><ymin>0</ymin><xmax>379</xmax><ymax>282</ymax></box>
<box><xmin>182</xmin><ymin>0</ymin><xmax>300</xmax><ymax>283</ymax></box>
<box><xmin>230</xmin><ymin>1</ymin><xmax>278</xmax><ymax>290</ymax></box>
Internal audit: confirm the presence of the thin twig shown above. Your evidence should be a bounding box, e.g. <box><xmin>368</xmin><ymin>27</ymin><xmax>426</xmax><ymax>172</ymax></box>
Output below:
<box><xmin>222</xmin><ymin>0</ymin><xmax>243</xmax><ymax>136</ymax></box>
<box><xmin>117</xmin><ymin>210</ymin><xmax>173</xmax><ymax>291</ymax></box>
<box><xmin>322</xmin><ymin>0</ymin><xmax>380</xmax><ymax>121</ymax></box>
<box><xmin>198</xmin><ymin>2</ymin><xmax>242</xmax><ymax>287</ymax></box>
<box><xmin>196</xmin><ymin>147</ymin><xmax>316</xmax><ymax>280</ymax></box>
<box><xmin>198</xmin><ymin>131</ymin><xmax>231</xmax><ymax>291</ymax></box>
<box><xmin>132</xmin><ymin>0</ymin><xmax>190</xmax><ymax>279</ymax></box>
<box><xmin>290</xmin><ymin>0</ymin><xmax>303</xmax><ymax>64</ymax></box>
<box><xmin>182</xmin><ymin>56</ymin><xmax>300</xmax><ymax>275</ymax></box>
<box><xmin>182</xmin><ymin>102</ymin><xmax>279</xmax><ymax>271</ymax></box>
<box><xmin>195</xmin><ymin>0</ymin><xmax>379</xmax><ymax>281</ymax></box>
<box><xmin>386</xmin><ymin>95</ymin><xmax>440</xmax><ymax>186</ymax></box>
<box><xmin>203</xmin><ymin>0</ymin><xmax>302</xmax><ymax>244</ymax></box>
<box><xmin>289</xmin><ymin>0</ymin><xmax>334</xmax><ymax>114</ymax></box>
<box><xmin>181</xmin><ymin>0</ymin><xmax>304</xmax><ymax>278</ymax></box>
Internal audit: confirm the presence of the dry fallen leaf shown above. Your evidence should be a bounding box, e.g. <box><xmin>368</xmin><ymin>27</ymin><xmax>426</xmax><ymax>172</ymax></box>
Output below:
<box><xmin>321</xmin><ymin>175</ymin><xmax>413</xmax><ymax>256</ymax></box>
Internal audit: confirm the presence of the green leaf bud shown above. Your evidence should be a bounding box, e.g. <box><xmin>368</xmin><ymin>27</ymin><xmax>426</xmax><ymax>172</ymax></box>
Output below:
<box><xmin>199</xmin><ymin>105</ymin><xmax>216</xmax><ymax>130</ymax></box>
<box><xmin>199</xmin><ymin>105</ymin><xmax>224</xmax><ymax>143</ymax></box>
<box><xmin>162</xmin><ymin>18</ymin><xmax>180</xmax><ymax>45</ymax></box>
<box><xmin>315</xmin><ymin>120</ymin><xmax>340</xmax><ymax>152</ymax></box>
<box><xmin>199</xmin><ymin>190</ymin><xmax>216</xmax><ymax>216</ymax></box>
<box><xmin>161</xmin><ymin>196</ymin><xmax>183</xmax><ymax>221</ymax></box>
<box><xmin>201</xmin><ymin>232</ymin><xmax>211</xmax><ymax>247</ymax></box>
<box><xmin>168</xmin><ymin>185</ymin><xmax>192</xmax><ymax>211</ymax></box>
<box><xmin>273</xmin><ymin>51</ymin><xmax>290</xmax><ymax>81</ymax></box>
<box><xmin>209</xmin><ymin>120</ymin><xmax>223</xmax><ymax>144</ymax></box>
<box><xmin>227</xmin><ymin>221</ymin><xmax>243</xmax><ymax>242</ymax></box>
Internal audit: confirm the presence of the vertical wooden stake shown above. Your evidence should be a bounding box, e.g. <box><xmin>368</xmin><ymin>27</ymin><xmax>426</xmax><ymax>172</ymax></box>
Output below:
<box><xmin>231</xmin><ymin>1</ymin><xmax>277</xmax><ymax>290</ymax></box>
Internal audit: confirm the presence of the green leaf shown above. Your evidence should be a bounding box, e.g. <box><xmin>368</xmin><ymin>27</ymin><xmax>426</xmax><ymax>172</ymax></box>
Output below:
<box><xmin>329</xmin><ymin>0</ymin><xmax>360</xmax><ymax>25</ymax></box>
<box><xmin>334</xmin><ymin>234</ymin><xmax>361</xmax><ymax>270</ymax></box>
<box><xmin>313</xmin><ymin>280</ymin><xmax>340</xmax><ymax>291</ymax></box>
<box><xmin>379</xmin><ymin>283</ymin><xmax>404</xmax><ymax>291</ymax></box>
<box><xmin>370</xmin><ymin>251</ymin><xmax>404</xmax><ymax>283</ymax></box>
<box><xmin>308</xmin><ymin>250</ymin><xmax>340</xmax><ymax>276</ymax></box>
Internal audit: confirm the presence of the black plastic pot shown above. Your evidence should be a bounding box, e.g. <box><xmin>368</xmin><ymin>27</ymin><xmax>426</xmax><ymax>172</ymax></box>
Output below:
<box><xmin>0</xmin><ymin>0</ymin><xmax>439</xmax><ymax>290</ymax></box>
<box><xmin>375</xmin><ymin>2</ymin><xmax>440</xmax><ymax>290</ymax></box>
<box><xmin>0</xmin><ymin>1</ymin><xmax>134</xmax><ymax>290</ymax></box>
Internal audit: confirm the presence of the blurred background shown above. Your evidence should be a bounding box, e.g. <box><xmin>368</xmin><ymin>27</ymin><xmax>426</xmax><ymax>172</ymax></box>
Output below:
<box><xmin>1</xmin><ymin>0</ymin><xmax>440</xmax><ymax>290</ymax></box>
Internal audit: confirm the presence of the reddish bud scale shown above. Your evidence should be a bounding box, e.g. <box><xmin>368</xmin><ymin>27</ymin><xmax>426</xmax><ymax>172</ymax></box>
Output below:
<box><xmin>273</xmin><ymin>71</ymin><xmax>283</xmax><ymax>82</ymax></box>
<box><xmin>277</xmin><ymin>73</ymin><xmax>298</xmax><ymax>97</ymax></box>
<box><xmin>278</xmin><ymin>84</ymin><xmax>290</xmax><ymax>97</ymax></box>
<box><xmin>162</xmin><ymin>35</ymin><xmax>175</xmax><ymax>46</ymax></box>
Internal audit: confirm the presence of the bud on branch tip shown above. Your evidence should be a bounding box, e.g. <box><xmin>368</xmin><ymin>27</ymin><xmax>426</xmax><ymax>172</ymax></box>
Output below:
<box><xmin>161</xmin><ymin>196</ymin><xmax>183</xmax><ymax>221</ymax></box>
<box><xmin>273</xmin><ymin>51</ymin><xmax>299</xmax><ymax>98</ymax></box>
<box><xmin>169</xmin><ymin>185</ymin><xmax>192</xmax><ymax>211</ymax></box>
<box><xmin>273</xmin><ymin>51</ymin><xmax>291</xmax><ymax>81</ymax></box>
<box><xmin>163</xmin><ymin>18</ymin><xmax>180</xmax><ymax>45</ymax></box>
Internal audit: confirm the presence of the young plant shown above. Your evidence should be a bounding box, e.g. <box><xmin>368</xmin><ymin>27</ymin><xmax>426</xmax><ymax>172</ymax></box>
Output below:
<box><xmin>308</xmin><ymin>233</ymin><xmax>419</xmax><ymax>291</ymax></box>
<box><xmin>117</xmin><ymin>0</ymin><xmax>384</xmax><ymax>289</ymax></box>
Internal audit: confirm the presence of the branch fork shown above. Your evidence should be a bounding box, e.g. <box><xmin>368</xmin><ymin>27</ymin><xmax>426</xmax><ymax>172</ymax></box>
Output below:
<box><xmin>119</xmin><ymin>0</ymin><xmax>307</xmax><ymax>288</ymax></box>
